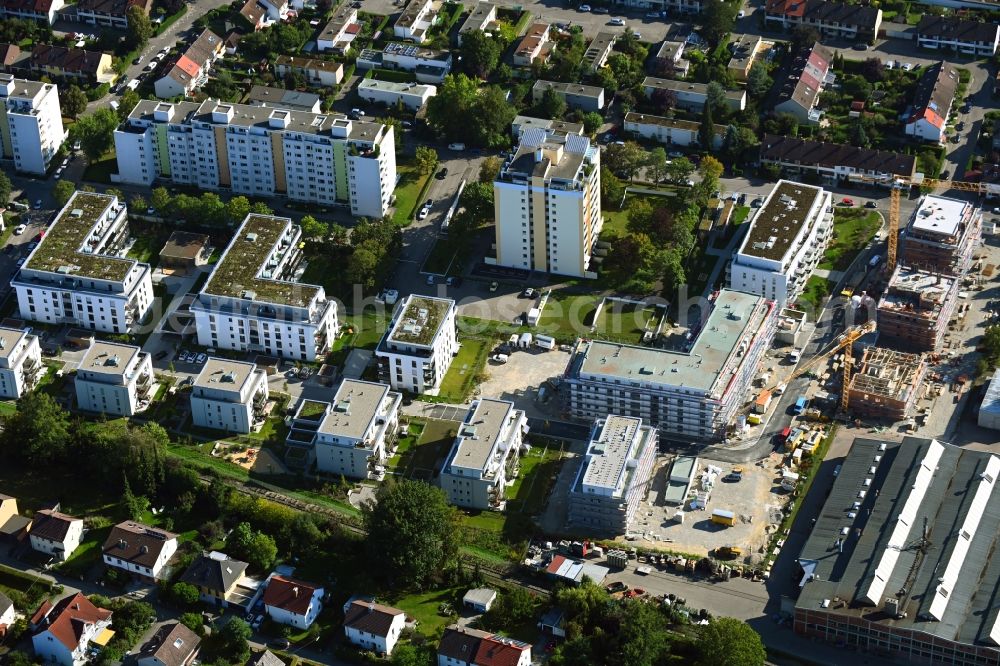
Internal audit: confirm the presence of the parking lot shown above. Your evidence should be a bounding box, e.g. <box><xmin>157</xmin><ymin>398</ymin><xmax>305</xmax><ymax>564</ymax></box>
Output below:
<box><xmin>630</xmin><ymin>453</ymin><xmax>791</xmax><ymax>560</ymax></box>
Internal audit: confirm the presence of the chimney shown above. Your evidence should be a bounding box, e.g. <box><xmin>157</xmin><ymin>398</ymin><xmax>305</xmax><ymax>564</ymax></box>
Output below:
<box><xmin>292</xmin><ymin>587</ymin><xmax>299</xmax><ymax>598</ymax></box>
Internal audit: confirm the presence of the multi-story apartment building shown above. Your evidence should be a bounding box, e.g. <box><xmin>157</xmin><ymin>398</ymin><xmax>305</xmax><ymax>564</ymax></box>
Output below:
<box><xmin>642</xmin><ymin>77</ymin><xmax>747</xmax><ymax>113</ymax></box>
<box><xmin>531</xmin><ymin>80</ymin><xmax>605</xmax><ymax>112</ymax></box>
<box><xmin>286</xmin><ymin>379</ymin><xmax>401</xmax><ymax>479</ymax></box>
<box><xmin>439</xmin><ymin>398</ymin><xmax>528</xmax><ymax>510</ymax></box>
<box><xmin>190</xmin><ymin>358</ymin><xmax>269</xmax><ymax>434</ymax></box>
<box><xmin>567</xmin><ymin>415</ymin><xmax>658</xmax><ymax>534</ymax></box>
<box><xmin>583</xmin><ymin>32</ymin><xmax>617</xmax><ymax>72</ymax></box>
<box><xmin>904</xmin><ymin>61</ymin><xmax>957</xmax><ymax>143</ymax></box>
<box><xmin>877</xmin><ymin>267</ymin><xmax>958</xmax><ymax>351</ymax></box>
<box><xmin>114</xmin><ymin>99</ymin><xmax>396</xmax><ymax>217</ymax></box>
<box><xmin>0</xmin><ymin>0</ymin><xmax>64</xmax><ymax>24</ymax></box>
<box><xmin>191</xmin><ymin>214</ymin><xmax>338</xmax><ymax>362</ymax></box>
<box><xmin>74</xmin><ymin>0</ymin><xmax>150</xmax><ymax>29</ymax></box>
<box><xmin>510</xmin><ymin>115</ymin><xmax>584</xmax><ymax>138</ymax></box>
<box><xmin>900</xmin><ymin>194</ymin><xmax>981</xmax><ymax>274</ymax></box>
<box><xmin>0</xmin><ymin>74</ymin><xmax>64</xmax><ymax>174</ymax></box>
<box><xmin>457</xmin><ymin>1</ymin><xmax>497</xmax><ymax>45</ymax></box>
<box><xmin>653</xmin><ymin>40</ymin><xmax>690</xmax><ymax>78</ymax></box>
<box><xmin>375</xmin><ymin>295</ymin><xmax>458</xmax><ymax>394</ymax></box>
<box><xmin>0</xmin><ymin>326</ymin><xmax>42</xmax><ymax>399</ymax></box>
<box><xmin>764</xmin><ymin>0</ymin><xmax>882</xmax><ymax>44</ymax></box>
<box><xmin>916</xmin><ymin>16</ymin><xmax>999</xmax><ymax>57</ymax></box>
<box><xmin>75</xmin><ymin>341</ymin><xmax>154</xmax><ymax>416</ymax></box>
<box><xmin>357</xmin><ymin>42</ymin><xmax>453</xmax><ymax>84</ymax></box>
<box><xmin>727</xmin><ymin>33</ymin><xmax>765</xmax><ymax>81</ymax></box>
<box><xmin>393</xmin><ymin>0</ymin><xmax>437</xmax><ymax>42</ymax></box>
<box><xmin>624</xmin><ymin>112</ymin><xmax>725</xmax><ymax>150</ymax></box>
<box><xmin>773</xmin><ymin>43</ymin><xmax>831</xmax><ymax>125</ymax></box>
<box><xmin>12</xmin><ymin>191</ymin><xmax>154</xmax><ymax>334</ymax></box>
<box><xmin>357</xmin><ymin>79</ymin><xmax>436</xmax><ymax>111</ymax></box>
<box><xmin>759</xmin><ymin>134</ymin><xmax>916</xmax><ymax>186</ymax></box>
<box><xmin>728</xmin><ymin>180</ymin><xmax>833</xmax><ymax>304</ymax></box>
<box><xmin>274</xmin><ymin>55</ymin><xmax>343</xmax><ymax>87</ymax></box>
<box><xmin>492</xmin><ymin>129</ymin><xmax>602</xmax><ymax>278</ymax></box>
<box><xmin>564</xmin><ymin>289</ymin><xmax>778</xmax><ymax>442</ymax></box>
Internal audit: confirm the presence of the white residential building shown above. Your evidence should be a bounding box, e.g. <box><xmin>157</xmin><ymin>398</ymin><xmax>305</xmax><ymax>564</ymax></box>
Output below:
<box><xmin>274</xmin><ymin>55</ymin><xmax>344</xmax><ymax>87</ymax></box>
<box><xmin>12</xmin><ymin>191</ymin><xmax>154</xmax><ymax>334</ymax></box>
<box><xmin>457</xmin><ymin>1</ymin><xmax>497</xmax><ymax>45</ymax></box>
<box><xmin>0</xmin><ymin>0</ymin><xmax>66</xmax><ymax>23</ymax></box>
<box><xmin>75</xmin><ymin>341</ymin><xmax>154</xmax><ymax>417</ymax></box>
<box><xmin>153</xmin><ymin>29</ymin><xmax>223</xmax><ymax>99</ymax></box>
<box><xmin>29</xmin><ymin>510</ymin><xmax>83</xmax><ymax>561</ymax></box>
<box><xmin>101</xmin><ymin>521</ymin><xmax>178</xmax><ymax>582</ymax></box>
<box><xmin>286</xmin><ymin>379</ymin><xmax>401</xmax><ymax>479</ymax></box>
<box><xmin>0</xmin><ymin>591</ymin><xmax>14</xmax><ymax>629</ymax></box>
<box><xmin>192</xmin><ymin>214</ymin><xmax>338</xmax><ymax>362</ymax></box>
<box><xmin>358</xmin><ymin>79</ymin><xmax>436</xmax><ymax>111</ymax></box>
<box><xmin>343</xmin><ymin>600</ymin><xmax>406</xmax><ymax>656</ymax></box>
<box><xmin>565</xmin><ymin>289</ymin><xmax>778</xmax><ymax>442</ymax></box>
<box><xmin>31</xmin><ymin>593</ymin><xmax>112</xmax><ymax>666</ymax></box>
<box><xmin>316</xmin><ymin>4</ymin><xmax>358</xmax><ymax>52</ymax></box>
<box><xmin>0</xmin><ymin>74</ymin><xmax>64</xmax><ymax>175</ymax></box>
<box><xmin>393</xmin><ymin>0</ymin><xmax>437</xmax><ymax>42</ymax></box>
<box><xmin>531</xmin><ymin>80</ymin><xmax>605</xmax><ymax>112</ymax></box>
<box><xmin>114</xmin><ymin>99</ymin><xmax>397</xmax><ymax>218</ymax></box>
<box><xmin>728</xmin><ymin>180</ymin><xmax>833</xmax><ymax>304</ymax></box>
<box><xmin>642</xmin><ymin>76</ymin><xmax>747</xmax><ymax>112</ymax></box>
<box><xmin>438</xmin><ymin>626</ymin><xmax>532</xmax><ymax>666</ymax></box>
<box><xmin>492</xmin><ymin>128</ymin><xmax>602</xmax><ymax>278</ymax></box>
<box><xmin>916</xmin><ymin>16</ymin><xmax>999</xmax><ymax>56</ymax></box>
<box><xmin>363</xmin><ymin>42</ymin><xmax>452</xmax><ymax>84</ymax></box>
<box><xmin>904</xmin><ymin>62</ymin><xmax>958</xmax><ymax>143</ymax></box>
<box><xmin>375</xmin><ymin>295</ymin><xmax>458</xmax><ymax>394</ymax></box>
<box><xmin>623</xmin><ymin>112</ymin><xmax>725</xmax><ymax>150</ymax></box>
<box><xmin>567</xmin><ymin>416</ymin><xmax>658</xmax><ymax>534</ymax></box>
<box><xmin>263</xmin><ymin>575</ymin><xmax>324</xmax><ymax>629</ymax></box>
<box><xmin>190</xmin><ymin>358</ymin><xmax>269</xmax><ymax>434</ymax></box>
<box><xmin>440</xmin><ymin>399</ymin><xmax>528</xmax><ymax>511</ymax></box>
<box><xmin>0</xmin><ymin>326</ymin><xmax>42</xmax><ymax>398</ymax></box>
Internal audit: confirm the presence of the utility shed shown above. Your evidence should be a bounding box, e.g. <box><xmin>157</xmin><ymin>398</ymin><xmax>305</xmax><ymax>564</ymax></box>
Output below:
<box><xmin>979</xmin><ymin>369</ymin><xmax>1000</xmax><ymax>430</ymax></box>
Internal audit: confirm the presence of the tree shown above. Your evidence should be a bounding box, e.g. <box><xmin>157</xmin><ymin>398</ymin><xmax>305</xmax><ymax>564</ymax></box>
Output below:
<box><xmin>697</xmin><ymin>617</ymin><xmax>766</xmax><ymax>666</ymax></box>
<box><xmin>746</xmin><ymin>63</ymin><xmax>772</xmax><ymax>99</ymax></box>
<box><xmin>250</xmin><ymin>201</ymin><xmax>273</xmax><ymax>215</ymax></box>
<box><xmin>0</xmin><ymin>170</ymin><xmax>9</xmax><ymax>205</ymax></box>
<box><xmin>661</xmin><ymin>247</ymin><xmax>687</xmax><ymax>297</ymax></box>
<box><xmin>790</xmin><ymin>25</ymin><xmax>821</xmax><ymax>50</ymax></box>
<box><xmin>415</xmin><ymin>145</ymin><xmax>439</xmax><ymax>174</ymax></box>
<box><xmin>217</xmin><ymin>618</ymin><xmax>252</xmax><ymax>664</ymax></box>
<box><xmin>362</xmin><ymin>479</ymin><xmax>459</xmax><ymax>589</ymax></box>
<box><xmin>118</xmin><ymin>88</ymin><xmax>140</xmax><ymax>120</ymax></box>
<box><xmin>722</xmin><ymin>124</ymin><xmax>759</xmax><ymax>163</ymax></box>
<box><xmin>651</xmin><ymin>87</ymin><xmax>678</xmax><ymax>114</ymax></box>
<box><xmin>390</xmin><ymin>643</ymin><xmax>434</xmax><ymax>666</ymax></box>
<box><xmin>73</xmin><ymin>108</ymin><xmax>118</xmax><ymax>162</ymax></box>
<box><xmin>126</xmin><ymin>5</ymin><xmax>153</xmax><ymax>49</ymax></box>
<box><xmin>0</xmin><ymin>392</ymin><xmax>71</xmax><ymax>465</ymax></box>
<box><xmin>61</xmin><ymin>85</ymin><xmax>88</xmax><ymax>118</ymax></box>
<box><xmin>169</xmin><ymin>582</ymin><xmax>200</xmax><ymax>608</ymax></box>
<box><xmin>224</xmin><ymin>195</ymin><xmax>250</xmax><ymax>225</ymax></box>
<box><xmin>179</xmin><ymin>612</ymin><xmax>204</xmax><ymax>636</ymax></box>
<box><xmin>53</xmin><ymin>179</ymin><xmax>76</xmax><ymax>207</ymax></box>
<box><xmin>702</xmin><ymin>0</ymin><xmax>738</xmax><ymax>44</ymax></box>
<box><xmin>580</xmin><ymin>111</ymin><xmax>604</xmax><ymax>135</ymax></box>
<box><xmin>646</xmin><ymin>147</ymin><xmax>668</xmax><ymax>184</ymax></box>
<box><xmin>849</xmin><ymin>119</ymin><xmax>870</xmax><ymax>148</ymax></box>
<box><xmin>425</xmin><ymin>76</ymin><xmax>514</xmax><ymax>147</ymax></box>
<box><xmin>604</xmin><ymin>141</ymin><xmax>647</xmax><ymax>181</ymax></box>
<box><xmin>600</xmin><ymin>166</ymin><xmax>625</xmax><ymax>207</ymax></box>
<box><xmin>665</xmin><ymin>157</ymin><xmax>695</xmax><ymax>184</ymax></box>
<box><xmin>619</xmin><ymin>601</ymin><xmax>671</xmax><ymax>666</ymax></box>
<box><xmin>700</xmin><ymin>155</ymin><xmax>724</xmax><ymax>184</ymax></box>
<box><xmin>225</xmin><ymin>522</ymin><xmax>277</xmax><ymax>572</ymax></box>
<box><xmin>538</xmin><ymin>87</ymin><xmax>567</xmax><ymax>120</ymax></box>
<box><xmin>460</xmin><ymin>30</ymin><xmax>501</xmax><ymax>78</ymax></box>
<box><xmin>472</xmin><ymin>86</ymin><xmax>516</xmax><ymax>147</ymax></box>
<box><xmin>698</xmin><ymin>103</ymin><xmax>715</xmax><ymax>152</ymax></box>
<box><xmin>300</xmin><ymin>215</ymin><xmax>328</xmax><ymax>240</ymax></box>
<box><xmin>346</xmin><ymin>246</ymin><xmax>380</xmax><ymax>291</ymax></box>
<box><xmin>151</xmin><ymin>187</ymin><xmax>171</xmax><ymax>214</ymax></box>
<box><xmin>860</xmin><ymin>57</ymin><xmax>886</xmax><ymax>82</ymax></box>
<box><xmin>706</xmin><ymin>81</ymin><xmax>727</xmax><ymax>114</ymax></box>
<box><xmin>479</xmin><ymin>155</ymin><xmax>502</xmax><ymax>183</ymax></box>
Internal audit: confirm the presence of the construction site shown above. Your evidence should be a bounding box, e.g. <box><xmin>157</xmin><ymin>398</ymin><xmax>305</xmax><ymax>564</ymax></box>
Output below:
<box><xmin>876</xmin><ymin>266</ymin><xmax>959</xmax><ymax>352</ymax></box>
<box><xmin>900</xmin><ymin>194</ymin><xmax>982</xmax><ymax>274</ymax></box>
<box><xmin>846</xmin><ymin>347</ymin><xmax>928</xmax><ymax>422</ymax></box>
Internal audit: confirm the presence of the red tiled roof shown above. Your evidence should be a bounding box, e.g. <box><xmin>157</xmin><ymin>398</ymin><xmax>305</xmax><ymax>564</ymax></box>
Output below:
<box><xmin>0</xmin><ymin>0</ymin><xmax>57</xmax><ymax>13</ymax></box>
<box><xmin>345</xmin><ymin>23</ymin><xmax>361</xmax><ymax>34</ymax></box>
<box><xmin>30</xmin><ymin>600</ymin><xmax>52</xmax><ymax>627</ymax></box>
<box><xmin>35</xmin><ymin>593</ymin><xmax>111</xmax><ymax>651</ymax></box>
<box><xmin>544</xmin><ymin>555</ymin><xmax>565</xmax><ymax>574</ymax></box>
<box><xmin>262</xmin><ymin>576</ymin><xmax>319</xmax><ymax>617</ymax></box>
<box><xmin>174</xmin><ymin>55</ymin><xmax>200</xmax><ymax>78</ymax></box>
<box><xmin>473</xmin><ymin>635</ymin><xmax>530</xmax><ymax>666</ymax></box>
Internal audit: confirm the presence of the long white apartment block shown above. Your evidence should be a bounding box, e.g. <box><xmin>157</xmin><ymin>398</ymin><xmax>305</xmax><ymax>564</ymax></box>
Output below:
<box><xmin>375</xmin><ymin>295</ymin><xmax>458</xmax><ymax>394</ymax></box>
<box><xmin>440</xmin><ymin>398</ymin><xmax>528</xmax><ymax>510</ymax></box>
<box><xmin>190</xmin><ymin>358</ymin><xmax>269</xmax><ymax>434</ymax></box>
<box><xmin>728</xmin><ymin>180</ymin><xmax>833</xmax><ymax>304</ymax></box>
<box><xmin>13</xmin><ymin>191</ymin><xmax>154</xmax><ymax>334</ymax></box>
<box><xmin>492</xmin><ymin>128</ymin><xmax>602</xmax><ymax>278</ymax></box>
<box><xmin>565</xmin><ymin>289</ymin><xmax>778</xmax><ymax>442</ymax></box>
<box><xmin>113</xmin><ymin>99</ymin><xmax>397</xmax><ymax>218</ymax></box>
<box><xmin>286</xmin><ymin>380</ymin><xmax>401</xmax><ymax>480</ymax></box>
<box><xmin>75</xmin><ymin>341</ymin><xmax>153</xmax><ymax>417</ymax></box>
<box><xmin>0</xmin><ymin>74</ymin><xmax>64</xmax><ymax>174</ymax></box>
<box><xmin>567</xmin><ymin>415</ymin><xmax>658</xmax><ymax>534</ymax></box>
<box><xmin>192</xmin><ymin>214</ymin><xmax>338</xmax><ymax>362</ymax></box>
<box><xmin>0</xmin><ymin>327</ymin><xmax>42</xmax><ymax>399</ymax></box>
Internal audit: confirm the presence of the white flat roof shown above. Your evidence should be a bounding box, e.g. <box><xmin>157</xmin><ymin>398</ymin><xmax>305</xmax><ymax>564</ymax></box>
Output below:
<box><xmin>910</xmin><ymin>194</ymin><xmax>968</xmax><ymax>238</ymax></box>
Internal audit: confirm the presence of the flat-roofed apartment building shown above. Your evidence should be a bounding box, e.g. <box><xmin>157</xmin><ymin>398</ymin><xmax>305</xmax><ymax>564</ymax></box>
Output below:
<box><xmin>286</xmin><ymin>380</ymin><xmax>401</xmax><ymax>480</ymax></box>
<box><xmin>492</xmin><ymin>128</ymin><xmax>602</xmax><ymax>278</ymax></box>
<box><xmin>12</xmin><ymin>191</ymin><xmax>154</xmax><ymax>334</ymax></box>
<box><xmin>642</xmin><ymin>76</ymin><xmax>747</xmax><ymax>113</ymax></box>
<box><xmin>877</xmin><ymin>266</ymin><xmax>958</xmax><ymax>352</ymax></box>
<box><xmin>901</xmin><ymin>194</ymin><xmax>981</xmax><ymax>275</ymax></box>
<box><xmin>375</xmin><ymin>294</ymin><xmax>458</xmax><ymax>394</ymax></box>
<box><xmin>440</xmin><ymin>398</ymin><xmax>528</xmax><ymax>510</ymax></box>
<box><xmin>316</xmin><ymin>4</ymin><xmax>358</xmax><ymax>53</ymax></box>
<box><xmin>564</xmin><ymin>289</ymin><xmax>778</xmax><ymax>442</ymax></box>
<box><xmin>727</xmin><ymin>33</ymin><xmax>765</xmax><ymax>80</ymax></box>
<box><xmin>531</xmin><ymin>80</ymin><xmax>605</xmax><ymax>112</ymax></box>
<box><xmin>190</xmin><ymin>358</ymin><xmax>269</xmax><ymax>434</ymax></box>
<box><xmin>794</xmin><ymin>437</ymin><xmax>1000</xmax><ymax>666</ymax></box>
<box><xmin>75</xmin><ymin>340</ymin><xmax>153</xmax><ymax>416</ymax></box>
<box><xmin>113</xmin><ymin>99</ymin><xmax>397</xmax><ymax>219</ymax></box>
<box><xmin>273</xmin><ymin>55</ymin><xmax>343</xmax><ymax>87</ymax></box>
<box><xmin>623</xmin><ymin>112</ymin><xmax>726</xmax><ymax>150</ymax></box>
<box><xmin>192</xmin><ymin>214</ymin><xmax>338</xmax><ymax>362</ymax></box>
<box><xmin>567</xmin><ymin>415</ymin><xmax>658</xmax><ymax>534</ymax></box>
<box><xmin>0</xmin><ymin>74</ymin><xmax>64</xmax><ymax>174</ymax></box>
<box><xmin>728</xmin><ymin>180</ymin><xmax>833</xmax><ymax>304</ymax></box>
<box><xmin>0</xmin><ymin>326</ymin><xmax>42</xmax><ymax>398</ymax></box>
<box><xmin>583</xmin><ymin>32</ymin><xmax>616</xmax><ymax>72</ymax></box>
<box><xmin>393</xmin><ymin>0</ymin><xmax>437</xmax><ymax>43</ymax></box>
<box><xmin>457</xmin><ymin>1</ymin><xmax>497</xmax><ymax>45</ymax></box>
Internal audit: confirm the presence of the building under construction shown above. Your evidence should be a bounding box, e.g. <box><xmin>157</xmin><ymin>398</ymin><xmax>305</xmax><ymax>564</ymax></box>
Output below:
<box><xmin>846</xmin><ymin>347</ymin><xmax>927</xmax><ymax>421</ymax></box>
<box><xmin>900</xmin><ymin>194</ymin><xmax>981</xmax><ymax>274</ymax></box>
<box><xmin>876</xmin><ymin>266</ymin><xmax>958</xmax><ymax>351</ymax></box>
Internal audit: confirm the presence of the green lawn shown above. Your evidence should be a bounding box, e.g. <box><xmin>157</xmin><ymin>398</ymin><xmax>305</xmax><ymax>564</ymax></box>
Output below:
<box><xmin>128</xmin><ymin>233</ymin><xmax>168</xmax><ymax>266</ymax></box>
<box><xmin>817</xmin><ymin>210</ymin><xmax>882</xmax><ymax>272</ymax></box>
<box><xmin>58</xmin><ymin>524</ymin><xmax>111</xmax><ymax>577</ymax></box>
<box><xmin>591</xmin><ymin>300</ymin><xmax>664</xmax><ymax>345</ymax></box>
<box><xmin>731</xmin><ymin>205</ymin><xmax>750</xmax><ymax>225</ymax></box>
<box><xmin>799</xmin><ymin>275</ymin><xmax>832</xmax><ymax>315</ymax></box>
<box><xmin>436</xmin><ymin>337</ymin><xmax>490</xmax><ymax>402</ymax></box>
<box><xmin>82</xmin><ymin>155</ymin><xmax>117</xmax><ymax>184</ymax></box>
<box><xmin>536</xmin><ymin>295</ymin><xmax>600</xmax><ymax>341</ymax></box>
<box><xmin>391</xmin><ymin>586</ymin><xmax>463</xmax><ymax>636</ymax></box>
<box><xmin>388</xmin><ymin>418</ymin><xmax>457</xmax><ymax>480</ymax></box>
<box><xmin>391</xmin><ymin>163</ymin><xmax>432</xmax><ymax>226</ymax></box>
<box><xmin>386</xmin><ymin>421</ymin><xmax>425</xmax><ymax>469</ymax></box>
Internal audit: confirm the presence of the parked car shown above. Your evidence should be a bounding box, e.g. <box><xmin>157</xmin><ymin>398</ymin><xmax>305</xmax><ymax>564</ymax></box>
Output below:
<box><xmin>606</xmin><ymin>581</ymin><xmax>628</xmax><ymax>593</ymax></box>
<box><xmin>667</xmin><ymin>150</ymin><xmax>683</xmax><ymax>158</ymax></box>
<box><xmin>865</xmin><ymin>201</ymin><xmax>878</xmax><ymax>209</ymax></box>
<box><xmin>426</xmin><ymin>274</ymin><xmax>435</xmax><ymax>285</ymax></box>
<box><xmin>33</xmin><ymin>199</ymin><xmax>42</xmax><ymax>209</ymax></box>
<box><xmin>841</xmin><ymin>197</ymin><xmax>855</xmax><ymax>206</ymax></box>
<box><xmin>195</xmin><ymin>353</ymin><xmax>207</xmax><ymax>364</ymax></box>
<box><xmin>578</xmin><ymin>4</ymin><xmax>591</xmax><ymax>10</ymax></box>
<box><xmin>13</xmin><ymin>224</ymin><xmax>26</xmax><ymax>235</ymax></box>
<box><xmin>133</xmin><ymin>54</ymin><xmax>143</xmax><ymax>65</ymax></box>
<box><xmin>489</xmin><ymin>281</ymin><xmax>499</xmax><ymax>292</ymax></box>
<box><xmin>737</xmin><ymin>9</ymin><xmax>745</xmax><ymax>17</ymax></box>
<box><xmin>593</xmin><ymin>6</ymin><xmax>608</xmax><ymax>13</ymax></box>
<box><xmin>940</xmin><ymin>170</ymin><xmax>951</xmax><ymax>180</ymax></box>
<box><xmin>521</xmin><ymin>288</ymin><xmax>537</xmax><ymax>299</ymax></box>
<box><xmin>609</xmin><ymin>16</ymin><xmax>624</xmax><ymax>25</ymax></box>
<box><xmin>417</xmin><ymin>204</ymin><xmax>430</xmax><ymax>220</ymax></box>
<box><xmin>447</xmin><ymin>142</ymin><xmax>466</xmax><ymax>151</ymax></box>
<box><xmin>436</xmin><ymin>167</ymin><xmax>448</xmax><ymax>179</ymax></box>
<box><xmin>154</xmin><ymin>350</ymin><xmax>168</xmax><ymax>361</ymax></box>
<box><xmin>901</xmin><ymin>62</ymin><xmax>912</xmax><ymax>71</ymax></box>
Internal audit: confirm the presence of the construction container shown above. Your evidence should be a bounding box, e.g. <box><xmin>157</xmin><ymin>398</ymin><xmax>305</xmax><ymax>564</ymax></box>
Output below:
<box><xmin>753</xmin><ymin>390</ymin><xmax>772</xmax><ymax>414</ymax></box>
<box><xmin>711</xmin><ymin>509</ymin><xmax>737</xmax><ymax>527</ymax></box>
<box><xmin>606</xmin><ymin>550</ymin><xmax>629</xmax><ymax>569</ymax></box>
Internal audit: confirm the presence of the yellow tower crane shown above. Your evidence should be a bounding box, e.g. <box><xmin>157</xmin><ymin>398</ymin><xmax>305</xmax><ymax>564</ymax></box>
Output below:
<box><xmin>848</xmin><ymin>175</ymin><xmax>989</xmax><ymax>272</ymax></box>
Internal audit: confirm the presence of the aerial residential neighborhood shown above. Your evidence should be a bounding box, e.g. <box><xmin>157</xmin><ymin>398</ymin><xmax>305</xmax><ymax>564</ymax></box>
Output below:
<box><xmin>0</xmin><ymin>0</ymin><xmax>998</xmax><ymax>662</ymax></box>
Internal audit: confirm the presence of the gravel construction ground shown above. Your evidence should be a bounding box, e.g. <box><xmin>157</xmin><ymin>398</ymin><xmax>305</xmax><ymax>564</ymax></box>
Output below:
<box><xmin>477</xmin><ymin>346</ymin><xmax>571</xmax><ymax>420</ymax></box>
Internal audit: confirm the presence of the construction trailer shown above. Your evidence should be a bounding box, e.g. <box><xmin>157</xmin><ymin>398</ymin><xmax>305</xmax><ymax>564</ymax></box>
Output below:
<box><xmin>846</xmin><ymin>347</ymin><xmax>928</xmax><ymax>421</ymax></box>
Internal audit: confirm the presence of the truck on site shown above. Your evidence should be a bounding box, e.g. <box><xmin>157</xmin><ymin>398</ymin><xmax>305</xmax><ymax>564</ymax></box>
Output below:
<box><xmin>711</xmin><ymin>509</ymin><xmax>737</xmax><ymax>527</ymax></box>
<box><xmin>793</xmin><ymin>396</ymin><xmax>808</xmax><ymax>415</ymax></box>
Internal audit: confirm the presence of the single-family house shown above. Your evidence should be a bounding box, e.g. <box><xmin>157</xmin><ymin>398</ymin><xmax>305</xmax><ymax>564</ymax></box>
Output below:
<box><xmin>537</xmin><ymin>608</ymin><xmax>566</xmax><ymax>638</ymax></box>
<box><xmin>642</xmin><ymin>77</ymin><xmax>747</xmax><ymax>113</ymax></box>
<box><xmin>727</xmin><ymin>33</ymin><xmax>765</xmax><ymax>81</ymax></box>
<box><xmin>247</xmin><ymin>651</ymin><xmax>286</xmax><ymax>666</ymax></box>
<box><xmin>31</xmin><ymin>593</ymin><xmax>113</xmax><ymax>666</ymax></box>
<box><xmin>316</xmin><ymin>4</ymin><xmax>359</xmax><ymax>53</ymax></box>
<box><xmin>102</xmin><ymin>521</ymin><xmax>178</xmax><ymax>582</ymax></box>
<box><xmin>137</xmin><ymin>622</ymin><xmax>201</xmax><ymax>666</ymax></box>
<box><xmin>29</xmin><ymin>509</ymin><xmax>83</xmax><ymax>562</ymax></box>
<box><xmin>179</xmin><ymin>551</ymin><xmax>249</xmax><ymax>608</ymax></box>
<box><xmin>238</xmin><ymin>0</ymin><xmax>266</xmax><ymax>30</ymax></box>
<box><xmin>0</xmin><ymin>493</ymin><xmax>30</xmax><ymax>543</ymax></box>
<box><xmin>457</xmin><ymin>1</ymin><xmax>497</xmax><ymax>45</ymax></box>
<box><xmin>531</xmin><ymin>80</ymin><xmax>605</xmax><ymax>112</ymax></box>
<box><xmin>154</xmin><ymin>29</ymin><xmax>223</xmax><ymax>99</ymax></box>
<box><xmin>437</xmin><ymin>625</ymin><xmax>532</xmax><ymax>666</ymax></box>
<box><xmin>394</xmin><ymin>0</ymin><xmax>437</xmax><ymax>43</ymax></box>
<box><xmin>343</xmin><ymin>600</ymin><xmax>405</xmax><ymax>656</ymax></box>
<box><xmin>263</xmin><ymin>575</ymin><xmax>324</xmax><ymax>629</ymax></box>
<box><xmin>773</xmin><ymin>42</ymin><xmax>831</xmax><ymax>124</ymax></box>
<box><xmin>916</xmin><ymin>16</ymin><xmax>999</xmax><ymax>57</ymax></box>
<box><xmin>158</xmin><ymin>231</ymin><xmax>210</xmax><ymax>275</ymax></box>
<box><xmin>653</xmin><ymin>40</ymin><xmax>689</xmax><ymax>78</ymax></box>
<box><xmin>904</xmin><ymin>61</ymin><xmax>957</xmax><ymax>143</ymax></box>
<box><xmin>0</xmin><ymin>591</ymin><xmax>15</xmax><ymax>637</ymax></box>
<box><xmin>513</xmin><ymin>23</ymin><xmax>553</xmax><ymax>67</ymax></box>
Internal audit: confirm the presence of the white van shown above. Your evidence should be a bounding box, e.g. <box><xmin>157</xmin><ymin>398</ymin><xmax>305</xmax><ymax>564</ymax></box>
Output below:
<box><xmin>788</xmin><ymin>349</ymin><xmax>800</xmax><ymax>363</ymax></box>
<box><xmin>448</xmin><ymin>142</ymin><xmax>466</xmax><ymax>151</ymax></box>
